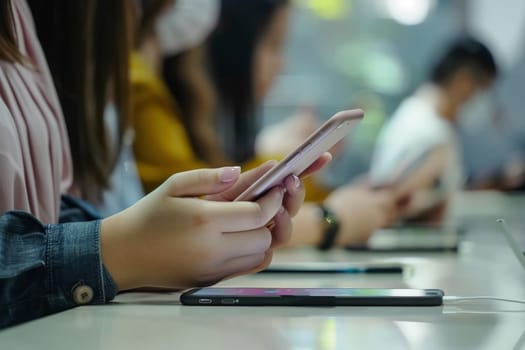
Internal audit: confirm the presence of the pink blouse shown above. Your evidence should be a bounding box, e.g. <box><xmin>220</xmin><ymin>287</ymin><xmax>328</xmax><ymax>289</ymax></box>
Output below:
<box><xmin>0</xmin><ymin>0</ymin><xmax>72</xmax><ymax>223</ymax></box>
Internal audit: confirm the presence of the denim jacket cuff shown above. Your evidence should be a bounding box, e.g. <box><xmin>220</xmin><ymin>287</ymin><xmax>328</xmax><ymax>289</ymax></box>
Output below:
<box><xmin>45</xmin><ymin>220</ymin><xmax>118</xmax><ymax>309</ymax></box>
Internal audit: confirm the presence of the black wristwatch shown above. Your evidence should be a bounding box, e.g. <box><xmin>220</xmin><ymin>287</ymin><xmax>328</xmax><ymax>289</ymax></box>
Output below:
<box><xmin>317</xmin><ymin>204</ymin><xmax>340</xmax><ymax>251</ymax></box>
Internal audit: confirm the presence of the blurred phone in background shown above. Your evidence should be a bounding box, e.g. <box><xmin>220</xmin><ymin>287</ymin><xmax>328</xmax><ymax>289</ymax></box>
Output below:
<box><xmin>346</xmin><ymin>224</ymin><xmax>462</xmax><ymax>252</ymax></box>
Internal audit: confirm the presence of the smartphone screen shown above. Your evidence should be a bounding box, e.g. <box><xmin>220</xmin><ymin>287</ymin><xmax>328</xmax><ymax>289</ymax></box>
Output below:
<box><xmin>181</xmin><ymin>287</ymin><xmax>444</xmax><ymax>306</ymax></box>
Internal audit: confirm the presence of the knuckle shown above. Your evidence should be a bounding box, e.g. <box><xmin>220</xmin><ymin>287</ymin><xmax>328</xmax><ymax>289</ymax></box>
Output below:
<box><xmin>166</xmin><ymin>173</ymin><xmax>179</xmax><ymax>183</ymax></box>
<box><xmin>164</xmin><ymin>173</ymin><xmax>182</xmax><ymax>190</ymax></box>
<box><xmin>191</xmin><ymin>203</ymin><xmax>211</xmax><ymax>227</ymax></box>
<box><xmin>249</xmin><ymin>202</ymin><xmax>269</xmax><ymax>227</ymax></box>
<box><xmin>196</xmin><ymin>169</ymin><xmax>214</xmax><ymax>185</ymax></box>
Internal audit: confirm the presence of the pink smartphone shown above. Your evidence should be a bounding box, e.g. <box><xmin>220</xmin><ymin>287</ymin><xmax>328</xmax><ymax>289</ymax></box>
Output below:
<box><xmin>235</xmin><ymin>109</ymin><xmax>364</xmax><ymax>201</ymax></box>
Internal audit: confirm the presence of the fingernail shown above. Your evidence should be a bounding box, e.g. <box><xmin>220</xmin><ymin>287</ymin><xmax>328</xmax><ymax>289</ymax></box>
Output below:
<box><xmin>220</xmin><ymin>166</ymin><xmax>241</xmax><ymax>183</ymax></box>
<box><xmin>292</xmin><ymin>175</ymin><xmax>301</xmax><ymax>189</ymax></box>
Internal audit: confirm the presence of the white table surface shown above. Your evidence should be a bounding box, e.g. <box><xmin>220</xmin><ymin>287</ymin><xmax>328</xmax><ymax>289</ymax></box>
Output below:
<box><xmin>2</xmin><ymin>191</ymin><xmax>525</xmax><ymax>350</ymax></box>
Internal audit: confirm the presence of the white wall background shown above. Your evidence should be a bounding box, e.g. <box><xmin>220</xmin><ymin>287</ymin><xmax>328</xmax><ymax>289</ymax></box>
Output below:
<box><xmin>468</xmin><ymin>0</ymin><xmax>525</xmax><ymax>69</ymax></box>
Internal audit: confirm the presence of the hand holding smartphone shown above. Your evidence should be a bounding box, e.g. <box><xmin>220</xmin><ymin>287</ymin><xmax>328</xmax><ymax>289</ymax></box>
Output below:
<box><xmin>235</xmin><ymin>109</ymin><xmax>364</xmax><ymax>201</ymax></box>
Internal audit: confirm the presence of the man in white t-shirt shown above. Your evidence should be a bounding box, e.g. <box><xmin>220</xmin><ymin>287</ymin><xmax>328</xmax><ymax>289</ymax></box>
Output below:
<box><xmin>370</xmin><ymin>37</ymin><xmax>498</xmax><ymax>222</ymax></box>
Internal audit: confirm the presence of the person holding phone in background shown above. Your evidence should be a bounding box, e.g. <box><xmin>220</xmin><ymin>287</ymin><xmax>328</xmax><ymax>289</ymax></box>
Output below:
<box><xmin>0</xmin><ymin>0</ymin><xmax>322</xmax><ymax>328</ymax></box>
<box><xmin>370</xmin><ymin>37</ymin><xmax>498</xmax><ymax>224</ymax></box>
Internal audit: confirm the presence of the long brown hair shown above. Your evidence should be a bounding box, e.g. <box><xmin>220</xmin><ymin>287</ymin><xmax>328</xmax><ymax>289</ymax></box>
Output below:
<box><xmin>136</xmin><ymin>0</ymin><xmax>230</xmax><ymax>167</ymax></box>
<box><xmin>163</xmin><ymin>46</ymin><xmax>229</xmax><ymax>166</ymax></box>
<box><xmin>28</xmin><ymin>0</ymin><xmax>133</xmax><ymax>204</ymax></box>
<box><xmin>0</xmin><ymin>1</ymin><xmax>23</xmax><ymax>63</ymax></box>
<box><xmin>208</xmin><ymin>0</ymin><xmax>290</xmax><ymax>163</ymax></box>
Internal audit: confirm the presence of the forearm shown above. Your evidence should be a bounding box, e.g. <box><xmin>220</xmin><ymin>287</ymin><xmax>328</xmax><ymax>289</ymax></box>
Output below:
<box><xmin>0</xmin><ymin>212</ymin><xmax>117</xmax><ymax>329</ymax></box>
<box><xmin>395</xmin><ymin>147</ymin><xmax>448</xmax><ymax>198</ymax></box>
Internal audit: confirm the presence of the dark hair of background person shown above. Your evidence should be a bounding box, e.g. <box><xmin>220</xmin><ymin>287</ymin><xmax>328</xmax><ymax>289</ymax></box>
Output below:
<box><xmin>163</xmin><ymin>52</ymin><xmax>203</xmax><ymax>158</ymax></box>
<box><xmin>207</xmin><ymin>0</ymin><xmax>290</xmax><ymax>163</ymax></box>
<box><xmin>0</xmin><ymin>1</ymin><xmax>24</xmax><ymax>64</ymax></box>
<box><xmin>27</xmin><ymin>0</ymin><xmax>133</xmax><ymax>204</ymax></box>
<box><xmin>430</xmin><ymin>36</ymin><xmax>499</xmax><ymax>85</ymax></box>
<box><xmin>163</xmin><ymin>48</ymin><xmax>227</xmax><ymax>165</ymax></box>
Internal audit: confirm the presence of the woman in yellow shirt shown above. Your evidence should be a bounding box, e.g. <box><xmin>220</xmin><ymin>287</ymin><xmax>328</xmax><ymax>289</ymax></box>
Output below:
<box><xmin>132</xmin><ymin>0</ymin><xmax>328</xmax><ymax>199</ymax></box>
<box><xmin>132</xmin><ymin>0</ymin><xmax>268</xmax><ymax>193</ymax></box>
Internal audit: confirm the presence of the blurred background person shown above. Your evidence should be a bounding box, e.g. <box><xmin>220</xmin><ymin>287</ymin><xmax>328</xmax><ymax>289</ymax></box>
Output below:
<box><xmin>461</xmin><ymin>45</ymin><xmax>525</xmax><ymax>192</ymax></box>
<box><xmin>369</xmin><ymin>37</ymin><xmax>498</xmax><ymax>223</ymax></box>
<box><xmin>161</xmin><ymin>0</ymin><xmax>228</xmax><ymax>167</ymax></box>
<box><xmin>28</xmin><ymin>0</ymin><xmax>146</xmax><ymax>217</ymax></box>
<box><xmin>131</xmin><ymin>0</ymin><xmax>221</xmax><ymax>194</ymax></box>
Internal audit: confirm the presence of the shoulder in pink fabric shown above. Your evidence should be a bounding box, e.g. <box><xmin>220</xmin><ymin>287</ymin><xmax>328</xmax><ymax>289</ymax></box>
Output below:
<box><xmin>0</xmin><ymin>0</ymin><xmax>72</xmax><ymax>224</ymax></box>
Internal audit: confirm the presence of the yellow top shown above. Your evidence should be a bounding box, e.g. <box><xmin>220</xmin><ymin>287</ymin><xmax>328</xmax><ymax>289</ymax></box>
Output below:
<box><xmin>130</xmin><ymin>53</ymin><xmax>329</xmax><ymax>201</ymax></box>
<box><xmin>131</xmin><ymin>53</ymin><xmax>208</xmax><ymax>193</ymax></box>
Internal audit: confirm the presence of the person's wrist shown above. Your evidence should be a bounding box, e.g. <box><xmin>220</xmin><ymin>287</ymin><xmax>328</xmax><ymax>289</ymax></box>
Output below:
<box><xmin>100</xmin><ymin>213</ymin><xmax>143</xmax><ymax>291</ymax></box>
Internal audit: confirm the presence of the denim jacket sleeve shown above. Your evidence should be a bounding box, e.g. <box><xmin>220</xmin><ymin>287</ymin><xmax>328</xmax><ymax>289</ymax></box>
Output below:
<box><xmin>0</xmin><ymin>198</ymin><xmax>118</xmax><ymax>329</ymax></box>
